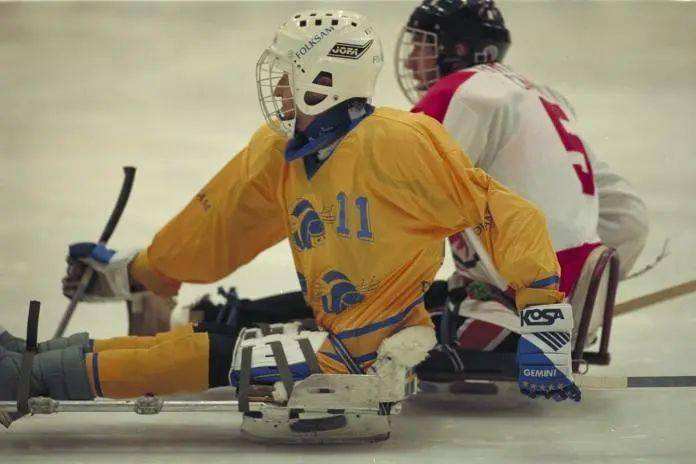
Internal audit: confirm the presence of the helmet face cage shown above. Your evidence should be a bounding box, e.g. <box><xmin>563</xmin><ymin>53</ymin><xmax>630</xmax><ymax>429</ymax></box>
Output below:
<box><xmin>395</xmin><ymin>26</ymin><xmax>440</xmax><ymax>105</ymax></box>
<box><xmin>256</xmin><ymin>49</ymin><xmax>296</xmax><ymax>137</ymax></box>
<box><xmin>257</xmin><ymin>10</ymin><xmax>384</xmax><ymax>137</ymax></box>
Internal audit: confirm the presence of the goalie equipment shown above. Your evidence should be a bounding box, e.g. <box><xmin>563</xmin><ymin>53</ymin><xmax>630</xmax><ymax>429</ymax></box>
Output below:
<box><xmin>434</xmin><ymin>245</ymin><xmax>619</xmax><ymax>373</ymax></box>
<box><xmin>229</xmin><ymin>322</ymin><xmax>327</xmax><ymax>390</ymax></box>
<box><xmin>368</xmin><ymin>325</ymin><xmax>436</xmax><ymax>400</ymax></box>
<box><xmin>517</xmin><ymin>303</ymin><xmax>581</xmax><ymax>401</ymax></box>
<box><xmin>230</xmin><ymin>322</ymin><xmax>422</xmax><ymax>443</ymax></box>
<box><xmin>3</xmin><ymin>304</ymin><xmax>419</xmax><ymax>442</ymax></box>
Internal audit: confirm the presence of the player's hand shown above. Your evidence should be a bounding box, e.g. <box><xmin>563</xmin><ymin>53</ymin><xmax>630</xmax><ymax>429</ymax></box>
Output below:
<box><xmin>62</xmin><ymin>242</ymin><xmax>141</xmax><ymax>302</ymax></box>
<box><xmin>516</xmin><ymin>303</ymin><xmax>581</xmax><ymax>402</ymax></box>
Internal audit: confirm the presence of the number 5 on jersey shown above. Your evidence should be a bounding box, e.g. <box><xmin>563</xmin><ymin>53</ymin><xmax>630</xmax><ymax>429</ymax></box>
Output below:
<box><xmin>540</xmin><ymin>97</ymin><xmax>595</xmax><ymax>196</ymax></box>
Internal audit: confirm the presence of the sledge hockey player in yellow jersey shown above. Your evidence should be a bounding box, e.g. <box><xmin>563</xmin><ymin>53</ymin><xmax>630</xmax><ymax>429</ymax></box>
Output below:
<box><xmin>1</xmin><ymin>10</ymin><xmax>569</xmax><ymax>405</ymax></box>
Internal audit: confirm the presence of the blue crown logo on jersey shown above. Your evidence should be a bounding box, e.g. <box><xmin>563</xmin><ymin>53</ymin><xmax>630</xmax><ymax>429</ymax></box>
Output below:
<box><xmin>290</xmin><ymin>199</ymin><xmax>326</xmax><ymax>251</ymax></box>
<box><xmin>320</xmin><ymin>270</ymin><xmax>365</xmax><ymax>315</ymax></box>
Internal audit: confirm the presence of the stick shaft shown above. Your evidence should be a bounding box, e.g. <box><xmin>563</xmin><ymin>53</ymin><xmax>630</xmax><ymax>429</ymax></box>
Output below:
<box><xmin>53</xmin><ymin>269</ymin><xmax>95</xmax><ymax>338</ymax></box>
<box><xmin>577</xmin><ymin>375</ymin><xmax>696</xmax><ymax>390</ymax></box>
<box><xmin>614</xmin><ymin>279</ymin><xmax>696</xmax><ymax>316</ymax></box>
<box><xmin>54</xmin><ymin>167</ymin><xmax>136</xmax><ymax>338</ymax></box>
<box><xmin>98</xmin><ymin>166</ymin><xmax>136</xmax><ymax>243</ymax></box>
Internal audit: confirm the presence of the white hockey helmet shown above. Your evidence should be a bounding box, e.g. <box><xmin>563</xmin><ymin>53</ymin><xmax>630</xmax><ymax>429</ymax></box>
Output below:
<box><xmin>257</xmin><ymin>10</ymin><xmax>384</xmax><ymax>136</ymax></box>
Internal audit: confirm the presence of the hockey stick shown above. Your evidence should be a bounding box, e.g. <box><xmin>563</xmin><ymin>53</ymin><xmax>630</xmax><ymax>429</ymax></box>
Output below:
<box><xmin>576</xmin><ymin>375</ymin><xmax>696</xmax><ymax>390</ymax></box>
<box><xmin>614</xmin><ymin>279</ymin><xmax>696</xmax><ymax>317</ymax></box>
<box><xmin>421</xmin><ymin>374</ymin><xmax>696</xmax><ymax>394</ymax></box>
<box><xmin>54</xmin><ymin>166</ymin><xmax>137</xmax><ymax>338</ymax></box>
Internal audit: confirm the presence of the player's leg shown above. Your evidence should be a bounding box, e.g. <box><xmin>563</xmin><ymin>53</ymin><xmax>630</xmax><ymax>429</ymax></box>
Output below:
<box><xmin>0</xmin><ymin>324</ymin><xmax>240</xmax><ymax>401</ymax></box>
<box><xmin>0</xmin><ymin>322</ymin><xmax>197</xmax><ymax>354</ymax></box>
<box><xmin>0</xmin><ymin>343</ymin><xmax>94</xmax><ymax>401</ymax></box>
<box><xmin>87</xmin><ymin>331</ymin><xmax>213</xmax><ymax>398</ymax></box>
<box><xmin>92</xmin><ymin>323</ymin><xmax>195</xmax><ymax>352</ymax></box>
<box><xmin>0</xmin><ymin>324</ymin><xmax>91</xmax><ymax>353</ymax></box>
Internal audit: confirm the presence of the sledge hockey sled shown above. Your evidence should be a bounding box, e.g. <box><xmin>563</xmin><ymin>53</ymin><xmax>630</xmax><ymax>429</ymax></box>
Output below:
<box><xmin>419</xmin><ymin>245</ymin><xmax>620</xmax><ymax>392</ymax></box>
<box><xmin>1</xmin><ymin>373</ymin><xmax>410</xmax><ymax>444</ymax></box>
<box><xmin>1</xmin><ymin>302</ymin><xmax>415</xmax><ymax>444</ymax></box>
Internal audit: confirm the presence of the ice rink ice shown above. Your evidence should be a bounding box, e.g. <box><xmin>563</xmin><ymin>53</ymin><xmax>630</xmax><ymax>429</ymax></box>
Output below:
<box><xmin>1</xmin><ymin>1</ymin><xmax>695</xmax><ymax>463</ymax></box>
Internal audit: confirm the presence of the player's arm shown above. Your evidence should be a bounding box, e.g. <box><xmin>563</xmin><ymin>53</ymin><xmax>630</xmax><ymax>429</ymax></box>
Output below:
<box><xmin>386</xmin><ymin>116</ymin><xmax>562</xmax><ymax>310</ymax></box>
<box><xmin>591</xmin><ymin>152</ymin><xmax>649</xmax><ymax>279</ymax></box>
<box><xmin>393</xmin><ymin>116</ymin><xmax>577</xmax><ymax>401</ymax></box>
<box><xmin>449</xmin><ymin>168</ymin><xmax>563</xmax><ymax>309</ymax></box>
<box><xmin>127</xmin><ymin>125</ymin><xmax>288</xmax><ymax>296</ymax></box>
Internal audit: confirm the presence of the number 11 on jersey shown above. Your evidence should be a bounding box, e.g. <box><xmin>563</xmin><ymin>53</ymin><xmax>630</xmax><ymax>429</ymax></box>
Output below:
<box><xmin>337</xmin><ymin>192</ymin><xmax>374</xmax><ymax>241</ymax></box>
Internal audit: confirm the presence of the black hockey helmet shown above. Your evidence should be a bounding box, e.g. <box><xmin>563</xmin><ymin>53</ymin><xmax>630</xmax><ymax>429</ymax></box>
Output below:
<box><xmin>411</xmin><ymin>0</ymin><xmax>510</xmax><ymax>73</ymax></box>
<box><xmin>396</xmin><ymin>0</ymin><xmax>511</xmax><ymax>102</ymax></box>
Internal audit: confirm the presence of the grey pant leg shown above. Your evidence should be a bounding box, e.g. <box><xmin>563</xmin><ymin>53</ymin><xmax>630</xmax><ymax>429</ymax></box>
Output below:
<box><xmin>0</xmin><ymin>345</ymin><xmax>44</xmax><ymax>400</ymax></box>
<box><xmin>0</xmin><ymin>328</ymin><xmax>90</xmax><ymax>353</ymax></box>
<box><xmin>0</xmin><ymin>345</ymin><xmax>93</xmax><ymax>401</ymax></box>
<box><xmin>0</xmin><ymin>329</ymin><xmax>28</xmax><ymax>353</ymax></box>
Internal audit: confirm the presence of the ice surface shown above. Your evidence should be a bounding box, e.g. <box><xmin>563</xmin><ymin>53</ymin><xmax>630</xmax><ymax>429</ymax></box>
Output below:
<box><xmin>1</xmin><ymin>2</ymin><xmax>695</xmax><ymax>463</ymax></box>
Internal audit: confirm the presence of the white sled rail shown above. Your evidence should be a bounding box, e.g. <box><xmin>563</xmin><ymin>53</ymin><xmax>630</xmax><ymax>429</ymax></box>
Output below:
<box><xmin>0</xmin><ymin>395</ymin><xmax>393</xmax><ymax>444</ymax></box>
<box><xmin>0</xmin><ymin>396</ymin><xmax>382</xmax><ymax>416</ymax></box>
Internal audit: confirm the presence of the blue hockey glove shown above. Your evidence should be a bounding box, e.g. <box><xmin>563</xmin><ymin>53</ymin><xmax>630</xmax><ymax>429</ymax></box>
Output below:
<box><xmin>517</xmin><ymin>303</ymin><xmax>581</xmax><ymax>402</ymax></box>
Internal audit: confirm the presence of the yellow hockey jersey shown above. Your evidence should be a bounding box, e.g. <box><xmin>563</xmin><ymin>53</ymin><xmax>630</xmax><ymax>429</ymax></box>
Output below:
<box><xmin>131</xmin><ymin>107</ymin><xmax>562</xmax><ymax>374</ymax></box>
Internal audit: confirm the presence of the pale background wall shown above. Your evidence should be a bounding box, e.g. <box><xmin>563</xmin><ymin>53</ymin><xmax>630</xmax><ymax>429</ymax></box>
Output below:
<box><xmin>1</xmin><ymin>3</ymin><xmax>695</xmax><ymax>461</ymax></box>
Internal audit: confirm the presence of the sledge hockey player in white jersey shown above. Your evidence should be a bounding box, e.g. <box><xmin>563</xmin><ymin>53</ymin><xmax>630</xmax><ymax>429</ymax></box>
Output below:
<box><xmin>395</xmin><ymin>0</ymin><xmax>649</xmax><ymax>397</ymax></box>
<box><xmin>2</xmin><ymin>9</ymin><xmax>571</xmax><ymax>434</ymax></box>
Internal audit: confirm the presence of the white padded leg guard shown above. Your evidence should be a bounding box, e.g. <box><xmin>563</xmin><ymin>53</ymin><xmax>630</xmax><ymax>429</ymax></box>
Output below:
<box><xmin>370</xmin><ymin>325</ymin><xmax>436</xmax><ymax>401</ymax></box>
<box><xmin>229</xmin><ymin>322</ymin><xmax>328</xmax><ymax>388</ymax></box>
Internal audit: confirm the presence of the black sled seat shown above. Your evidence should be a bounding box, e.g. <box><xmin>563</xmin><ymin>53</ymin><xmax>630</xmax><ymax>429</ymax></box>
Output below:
<box><xmin>419</xmin><ymin>245</ymin><xmax>620</xmax><ymax>385</ymax></box>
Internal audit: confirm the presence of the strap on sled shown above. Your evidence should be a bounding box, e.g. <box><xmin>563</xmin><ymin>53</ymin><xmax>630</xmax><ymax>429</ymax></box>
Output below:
<box><xmin>268</xmin><ymin>341</ymin><xmax>295</xmax><ymax>399</ymax></box>
<box><xmin>570</xmin><ymin>246</ymin><xmax>620</xmax><ymax>370</ymax></box>
<box><xmin>1</xmin><ymin>300</ymin><xmax>41</xmax><ymax>428</ymax></box>
<box><xmin>236</xmin><ymin>326</ymin><xmax>322</xmax><ymax>413</ymax></box>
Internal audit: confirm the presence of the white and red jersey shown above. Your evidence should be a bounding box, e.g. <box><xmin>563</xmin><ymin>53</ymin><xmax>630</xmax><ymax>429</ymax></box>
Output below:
<box><xmin>413</xmin><ymin>63</ymin><xmax>648</xmax><ymax>294</ymax></box>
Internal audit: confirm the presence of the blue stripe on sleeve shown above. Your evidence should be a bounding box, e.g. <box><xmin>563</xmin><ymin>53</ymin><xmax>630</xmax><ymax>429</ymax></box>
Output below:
<box><xmin>530</xmin><ymin>275</ymin><xmax>560</xmax><ymax>288</ymax></box>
